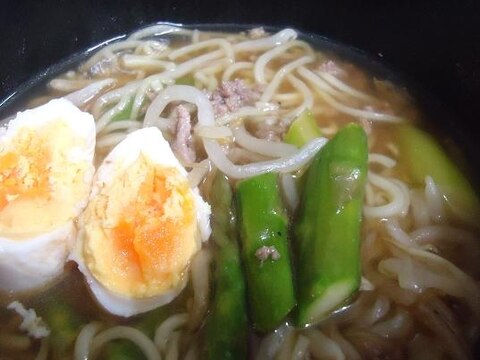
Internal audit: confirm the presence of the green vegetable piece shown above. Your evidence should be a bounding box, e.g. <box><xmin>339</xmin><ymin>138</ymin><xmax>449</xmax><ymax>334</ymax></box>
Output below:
<box><xmin>111</xmin><ymin>96</ymin><xmax>134</xmax><ymax>121</ymax></box>
<box><xmin>397</xmin><ymin>124</ymin><xmax>480</xmax><ymax>221</ymax></box>
<box><xmin>44</xmin><ymin>302</ymin><xmax>83</xmax><ymax>359</ymax></box>
<box><xmin>175</xmin><ymin>75</ymin><xmax>195</xmax><ymax>86</ymax></box>
<box><xmin>104</xmin><ymin>340</ymin><xmax>147</xmax><ymax>360</ymax></box>
<box><xmin>205</xmin><ymin>173</ymin><xmax>248</xmax><ymax>359</ymax></box>
<box><xmin>284</xmin><ymin>109</ymin><xmax>322</xmax><ymax>147</ymax></box>
<box><xmin>294</xmin><ymin>123</ymin><xmax>368</xmax><ymax>327</ymax></box>
<box><xmin>236</xmin><ymin>172</ymin><xmax>296</xmax><ymax>332</ymax></box>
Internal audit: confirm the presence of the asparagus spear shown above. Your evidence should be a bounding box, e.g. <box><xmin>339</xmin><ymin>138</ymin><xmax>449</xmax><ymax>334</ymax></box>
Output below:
<box><xmin>235</xmin><ymin>172</ymin><xmax>296</xmax><ymax>332</ymax></box>
<box><xmin>284</xmin><ymin>109</ymin><xmax>322</xmax><ymax>147</ymax></box>
<box><xmin>396</xmin><ymin>124</ymin><xmax>479</xmax><ymax>222</ymax></box>
<box><xmin>294</xmin><ymin>123</ymin><xmax>368</xmax><ymax>326</ymax></box>
<box><xmin>205</xmin><ymin>173</ymin><xmax>248</xmax><ymax>359</ymax></box>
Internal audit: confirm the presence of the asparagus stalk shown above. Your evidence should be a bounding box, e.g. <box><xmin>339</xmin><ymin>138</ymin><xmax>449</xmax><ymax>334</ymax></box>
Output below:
<box><xmin>294</xmin><ymin>123</ymin><xmax>368</xmax><ymax>326</ymax></box>
<box><xmin>205</xmin><ymin>173</ymin><xmax>248</xmax><ymax>359</ymax></box>
<box><xmin>396</xmin><ymin>124</ymin><xmax>479</xmax><ymax>222</ymax></box>
<box><xmin>235</xmin><ymin>172</ymin><xmax>296</xmax><ymax>332</ymax></box>
<box><xmin>284</xmin><ymin>109</ymin><xmax>322</xmax><ymax>147</ymax></box>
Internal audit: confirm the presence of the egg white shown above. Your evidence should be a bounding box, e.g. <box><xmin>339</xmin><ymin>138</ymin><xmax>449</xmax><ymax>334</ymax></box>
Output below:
<box><xmin>0</xmin><ymin>98</ymin><xmax>96</xmax><ymax>292</ymax></box>
<box><xmin>71</xmin><ymin>127</ymin><xmax>211</xmax><ymax>317</ymax></box>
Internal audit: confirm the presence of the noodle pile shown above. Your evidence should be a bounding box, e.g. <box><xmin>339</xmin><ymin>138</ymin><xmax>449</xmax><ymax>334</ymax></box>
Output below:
<box><xmin>1</xmin><ymin>24</ymin><xmax>479</xmax><ymax>360</ymax></box>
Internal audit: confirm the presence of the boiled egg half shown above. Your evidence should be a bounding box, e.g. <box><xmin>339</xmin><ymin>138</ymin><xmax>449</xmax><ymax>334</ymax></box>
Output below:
<box><xmin>0</xmin><ymin>98</ymin><xmax>96</xmax><ymax>291</ymax></box>
<box><xmin>71</xmin><ymin>127</ymin><xmax>211</xmax><ymax>317</ymax></box>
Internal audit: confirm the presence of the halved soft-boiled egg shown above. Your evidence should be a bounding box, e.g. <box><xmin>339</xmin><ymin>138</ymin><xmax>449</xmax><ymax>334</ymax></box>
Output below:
<box><xmin>0</xmin><ymin>98</ymin><xmax>96</xmax><ymax>291</ymax></box>
<box><xmin>71</xmin><ymin>127</ymin><xmax>211</xmax><ymax>317</ymax></box>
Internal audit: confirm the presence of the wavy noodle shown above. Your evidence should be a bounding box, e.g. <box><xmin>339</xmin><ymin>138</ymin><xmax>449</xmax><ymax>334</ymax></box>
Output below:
<box><xmin>216</xmin><ymin>105</ymin><xmax>279</xmax><ymax>125</ymax></box>
<box><xmin>371</xmin><ymin>309</ymin><xmax>414</xmax><ymax>339</ymax></box>
<box><xmin>154</xmin><ymin>313</ymin><xmax>188</xmax><ymax>353</ymax></box>
<box><xmin>255</xmin><ymin>324</ymin><xmax>294</xmax><ymax>360</ymax></box>
<box><xmin>34</xmin><ymin>338</ymin><xmax>49</xmax><ymax>360</ymax></box>
<box><xmin>187</xmin><ymin>159</ymin><xmax>211</xmax><ymax>188</ymax></box>
<box><xmin>425</xmin><ymin>176</ymin><xmax>447</xmax><ymax>223</ymax></box>
<box><xmin>283</xmin><ymin>75</ymin><xmax>314</xmax><ymax>119</ymax></box>
<box><xmin>194</xmin><ymin>71</ymin><xmax>218</xmax><ymax>90</ymax></box>
<box><xmin>358</xmin><ymin>295</ymin><xmax>391</xmax><ymax>326</ymax></box>
<box><xmin>168</xmin><ymin>38</ymin><xmax>234</xmax><ymax>62</ymax></box>
<box><xmin>271</xmin><ymin>325</ymin><xmax>297</xmax><ymax>360</ymax></box>
<box><xmin>81</xmin><ymin>40</ymin><xmax>146</xmax><ymax>71</ymax></box>
<box><xmin>121</xmin><ymin>54</ymin><xmax>176</xmax><ymax>71</ymax></box>
<box><xmin>165</xmin><ymin>330</ymin><xmax>181</xmax><ymax>360</ymax></box>
<box><xmin>410</xmin><ymin>188</ymin><xmax>432</xmax><ymax>228</ymax></box>
<box><xmin>316</xmin><ymin>70</ymin><xmax>376</xmax><ymax>102</ymax></box>
<box><xmin>290</xmin><ymin>334</ymin><xmax>310</xmax><ymax>360</ymax></box>
<box><xmin>232</xmin><ymin>123</ymin><xmax>297</xmax><ymax>158</ymax></box>
<box><xmin>222</xmin><ymin>61</ymin><xmax>254</xmax><ymax>81</ymax></box>
<box><xmin>304</xmin><ymin>328</ymin><xmax>345</xmax><ymax>359</ymax></box>
<box><xmin>233</xmin><ymin>28</ymin><xmax>297</xmax><ymax>52</ymax></box>
<box><xmin>259</xmin><ymin>56</ymin><xmax>314</xmax><ymax>102</ymax></box>
<box><xmin>129</xmin><ymin>78</ymin><xmax>160</xmax><ymax>121</ymax></box>
<box><xmin>383</xmin><ymin>219</ymin><xmax>480</xmax><ymax>318</ymax></box>
<box><xmin>73</xmin><ymin>322</ymin><xmax>102</xmax><ymax>360</ymax></box>
<box><xmin>90</xmin><ymin>326</ymin><xmax>160</xmax><ymax>360</ymax></box>
<box><xmin>416</xmin><ymin>297</ymin><xmax>471</xmax><ymax>360</ymax></box>
<box><xmin>64</xmin><ymin>79</ymin><xmax>117</xmax><ymax>108</ymax></box>
<box><xmin>204</xmin><ymin>136</ymin><xmax>328</xmax><ymax>179</ymax></box>
<box><xmin>254</xmin><ymin>40</ymin><xmax>313</xmax><ymax>84</ymax></box>
<box><xmin>298</xmin><ymin>66</ymin><xmax>403</xmax><ymax>122</ymax></box>
<box><xmin>51</xmin><ymin>79</ymin><xmax>101</xmax><ymax>92</ymax></box>
<box><xmin>187</xmin><ymin>248</ymin><xmax>213</xmax><ymax>330</ymax></box>
<box><xmin>364</xmin><ymin>172</ymin><xmax>410</xmax><ymax>219</ymax></box>
<box><xmin>327</xmin><ymin>325</ymin><xmax>362</xmax><ymax>360</ymax></box>
<box><xmin>91</xmin><ymin>81</ymin><xmax>139</xmax><ymax>118</ymax></box>
<box><xmin>409</xmin><ymin>224</ymin><xmax>480</xmax><ymax>266</ymax></box>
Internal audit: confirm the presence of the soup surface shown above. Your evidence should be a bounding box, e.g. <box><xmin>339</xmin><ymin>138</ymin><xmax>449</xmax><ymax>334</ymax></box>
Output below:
<box><xmin>0</xmin><ymin>24</ymin><xmax>479</xmax><ymax>360</ymax></box>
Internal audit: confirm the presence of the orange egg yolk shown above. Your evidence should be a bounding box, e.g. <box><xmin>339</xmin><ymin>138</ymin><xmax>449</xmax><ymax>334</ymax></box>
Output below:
<box><xmin>0</xmin><ymin>129</ymin><xmax>51</xmax><ymax>210</ymax></box>
<box><xmin>82</xmin><ymin>156</ymin><xmax>199</xmax><ymax>298</ymax></box>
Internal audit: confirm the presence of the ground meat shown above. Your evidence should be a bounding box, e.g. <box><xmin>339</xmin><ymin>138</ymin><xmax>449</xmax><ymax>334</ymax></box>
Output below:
<box><xmin>248</xmin><ymin>27</ymin><xmax>266</xmax><ymax>39</ymax></box>
<box><xmin>318</xmin><ymin>60</ymin><xmax>346</xmax><ymax>78</ymax></box>
<box><xmin>87</xmin><ymin>55</ymin><xmax>124</xmax><ymax>78</ymax></box>
<box><xmin>358</xmin><ymin>114</ymin><xmax>373</xmax><ymax>135</ymax></box>
<box><xmin>172</xmin><ymin>104</ymin><xmax>196</xmax><ymax>164</ymax></box>
<box><xmin>255</xmin><ymin>245</ymin><xmax>281</xmax><ymax>263</ymax></box>
<box><xmin>207</xmin><ymin>79</ymin><xmax>260</xmax><ymax>116</ymax></box>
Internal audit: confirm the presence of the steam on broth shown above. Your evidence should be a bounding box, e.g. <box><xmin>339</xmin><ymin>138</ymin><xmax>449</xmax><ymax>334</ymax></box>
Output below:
<box><xmin>1</xmin><ymin>24</ymin><xmax>479</xmax><ymax>360</ymax></box>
